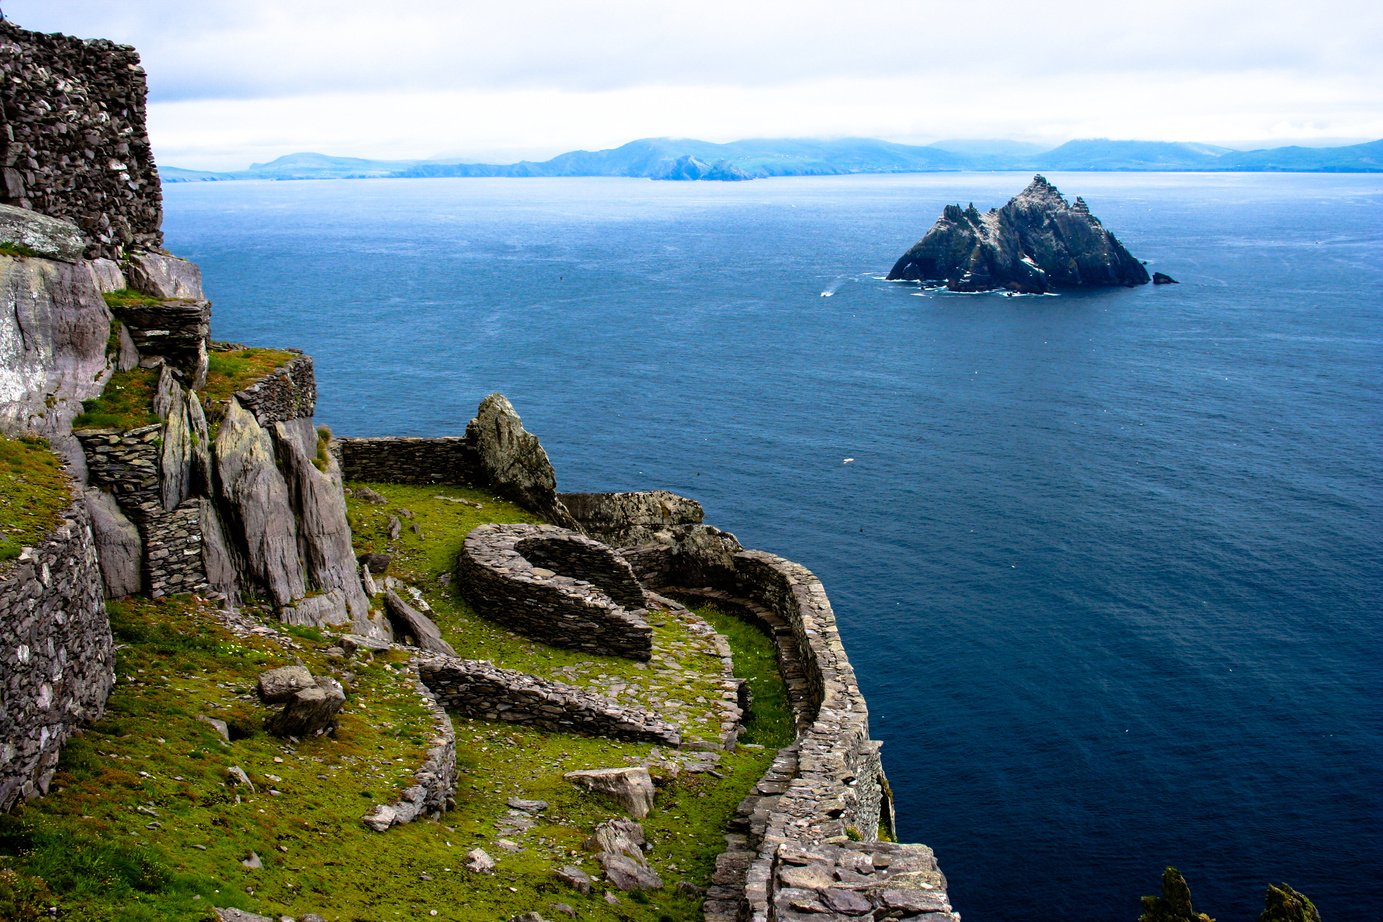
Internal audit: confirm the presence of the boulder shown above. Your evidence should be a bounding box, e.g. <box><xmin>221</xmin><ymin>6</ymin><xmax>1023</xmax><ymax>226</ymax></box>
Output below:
<box><xmin>199</xmin><ymin>498</ymin><xmax>240</xmax><ymax>603</ymax></box>
<box><xmin>555</xmin><ymin>865</ymin><xmax>592</xmax><ymax>894</ymax></box>
<box><xmin>267</xmin><ymin>676</ymin><xmax>345</xmax><ymax>738</ymax></box>
<box><xmin>465</xmin><ymin>393</ymin><xmax>577</xmax><ymax>527</ymax></box>
<box><xmin>361</xmin><ymin>804</ymin><xmax>397</xmax><ymax>832</ymax></box>
<box><xmin>213</xmin><ymin>909</ymin><xmax>274</xmax><ymax>922</ymax></box>
<box><xmin>887</xmin><ymin>175</ymin><xmax>1150</xmax><ymax>293</ymax></box>
<box><xmin>124</xmin><ymin>250</ymin><xmax>206</xmax><ymax>300</ymax></box>
<box><xmin>565</xmin><ymin>766</ymin><xmax>655</xmax><ymax>818</ymax></box>
<box><xmin>83</xmin><ymin>487</ymin><xmax>143</xmax><ymax>597</ymax></box>
<box><xmin>588</xmin><ymin>818</ymin><xmax>662</xmax><ymax>892</ymax></box>
<box><xmin>0</xmin><ymin>203</ymin><xmax>85</xmax><ymax>262</ymax></box>
<box><xmin>1153</xmin><ymin>271</ymin><xmax>1179</xmax><ymax>284</ymax></box>
<box><xmin>115</xmin><ymin>321</ymin><xmax>140</xmax><ymax>371</ymax></box>
<box><xmin>257</xmin><ymin>665</ymin><xmax>316</xmax><ymax>703</ymax></box>
<box><xmin>156</xmin><ymin>370</ymin><xmax>193</xmax><ymax>512</ymax></box>
<box><xmin>214</xmin><ymin>399</ymin><xmax>305</xmax><ymax>607</ymax></box>
<box><xmin>359</xmin><ymin>552</ymin><xmax>391</xmax><ymax>574</ymax></box>
<box><xmin>86</xmin><ymin>258</ymin><xmax>126</xmax><ymax>293</ymax></box>
<box><xmin>280</xmin><ymin>589</ymin><xmax>349</xmax><ymax>628</ymax></box>
<box><xmin>383</xmin><ymin>589</ymin><xmax>457</xmax><ymax>656</ymax></box>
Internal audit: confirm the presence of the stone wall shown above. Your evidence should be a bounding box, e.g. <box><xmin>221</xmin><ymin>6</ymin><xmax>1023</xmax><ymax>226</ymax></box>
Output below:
<box><xmin>680</xmin><ymin>553</ymin><xmax>959</xmax><ymax>921</ymax></box>
<box><xmin>333</xmin><ymin>436</ymin><xmax>478</xmax><ymax>485</ymax></box>
<box><xmin>416</xmin><ymin>655</ymin><xmax>680</xmax><ymax>746</ymax></box>
<box><xmin>455</xmin><ymin>523</ymin><xmax>653</xmax><ymax>661</ymax></box>
<box><xmin>234</xmin><ymin>352</ymin><xmax>316</xmax><ymax>427</ymax></box>
<box><xmin>0</xmin><ymin>493</ymin><xmax>114</xmax><ymax>813</ymax></box>
<box><xmin>0</xmin><ymin>21</ymin><xmax>162</xmax><ymax>257</ymax></box>
<box><xmin>362</xmin><ymin>664</ymin><xmax>458</xmax><ymax>831</ymax></box>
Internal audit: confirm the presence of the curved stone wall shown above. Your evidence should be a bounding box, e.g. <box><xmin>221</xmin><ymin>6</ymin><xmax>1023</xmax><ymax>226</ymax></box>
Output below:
<box><xmin>570</xmin><ymin>490</ymin><xmax>958</xmax><ymax>921</ymax></box>
<box><xmin>455</xmin><ymin>523</ymin><xmax>652</xmax><ymax>660</ymax></box>
<box><xmin>0</xmin><ymin>493</ymin><xmax>114</xmax><ymax>812</ymax></box>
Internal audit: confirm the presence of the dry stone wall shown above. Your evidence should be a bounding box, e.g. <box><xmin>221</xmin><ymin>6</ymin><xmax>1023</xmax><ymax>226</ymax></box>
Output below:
<box><xmin>0</xmin><ymin>493</ymin><xmax>113</xmax><ymax>812</ymax></box>
<box><xmin>456</xmin><ymin>523</ymin><xmax>653</xmax><ymax>660</ymax></box>
<box><xmin>416</xmin><ymin>655</ymin><xmax>680</xmax><ymax>746</ymax></box>
<box><xmin>234</xmin><ymin>352</ymin><xmax>316</xmax><ymax>427</ymax></box>
<box><xmin>333</xmin><ymin>436</ymin><xmax>479</xmax><ymax>485</ymax></box>
<box><xmin>0</xmin><ymin>21</ymin><xmax>162</xmax><ymax>257</ymax></box>
<box><xmin>672</xmin><ymin>553</ymin><xmax>959</xmax><ymax>921</ymax></box>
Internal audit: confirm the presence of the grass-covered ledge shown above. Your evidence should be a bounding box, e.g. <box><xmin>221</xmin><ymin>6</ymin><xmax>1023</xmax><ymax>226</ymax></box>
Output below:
<box><xmin>70</xmin><ymin>346</ymin><xmax>300</xmax><ymax>435</ymax></box>
<box><xmin>200</xmin><ymin>347</ymin><xmax>299</xmax><ymax>406</ymax></box>
<box><xmin>0</xmin><ymin>434</ymin><xmax>72</xmax><ymax>562</ymax></box>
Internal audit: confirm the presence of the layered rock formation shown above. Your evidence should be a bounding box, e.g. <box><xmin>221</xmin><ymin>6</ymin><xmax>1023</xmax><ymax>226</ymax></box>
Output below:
<box><xmin>887</xmin><ymin>174</ymin><xmax>1150</xmax><ymax>293</ymax></box>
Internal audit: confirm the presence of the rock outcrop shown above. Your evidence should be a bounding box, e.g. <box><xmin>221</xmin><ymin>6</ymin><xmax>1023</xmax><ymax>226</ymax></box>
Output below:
<box><xmin>0</xmin><ymin>222</ymin><xmax>111</xmax><ymax>465</ymax></box>
<box><xmin>465</xmin><ymin>393</ymin><xmax>577</xmax><ymax>527</ymax></box>
<box><xmin>887</xmin><ymin>175</ymin><xmax>1150</xmax><ymax>293</ymax></box>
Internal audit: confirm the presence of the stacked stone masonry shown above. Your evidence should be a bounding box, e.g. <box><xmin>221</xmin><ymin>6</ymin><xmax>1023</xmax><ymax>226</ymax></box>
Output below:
<box><xmin>233</xmin><ymin>352</ymin><xmax>317</xmax><ymax>427</ymax></box>
<box><xmin>0</xmin><ymin>22</ymin><xmax>162</xmax><ymax>257</ymax></box>
<box><xmin>415</xmin><ymin>655</ymin><xmax>680</xmax><ymax>746</ymax></box>
<box><xmin>332</xmin><ymin>435</ymin><xmax>479</xmax><ymax>486</ymax></box>
<box><xmin>575</xmin><ymin>491</ymin><xmax>957</xmax><ymax>921</ymax></box>
<box><xmin>364</xmin><ymin>662</ymin><xmax>459</xmax><ymax>830</ymax></box>
<box><xmin>456</xmin><ymin>523</ymin><xmax>653</xmax><ymax>660</ymax></box>
<box><xmin>0</xmin><ymin>494</ymin><xmax>114</xmax><ymax>812</ymax></box>
<box><xmin>75</xmin><ymin>425</ymin><xmax>212</xmax><ymax>598</ymax></box>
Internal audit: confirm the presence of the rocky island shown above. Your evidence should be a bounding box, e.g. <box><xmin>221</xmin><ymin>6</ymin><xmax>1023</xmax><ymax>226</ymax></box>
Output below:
<box><xmin>886</xmin><ymin>175</ymin><xmax>1151</xmax><ymax>293</ymax></box>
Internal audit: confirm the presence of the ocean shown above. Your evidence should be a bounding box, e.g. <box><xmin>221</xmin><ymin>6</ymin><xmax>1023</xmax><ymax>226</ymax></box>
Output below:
<box><xmin>163</xmin><ymin>172</ymin><xmax>1383</xmax><ymax>921</ymax></box>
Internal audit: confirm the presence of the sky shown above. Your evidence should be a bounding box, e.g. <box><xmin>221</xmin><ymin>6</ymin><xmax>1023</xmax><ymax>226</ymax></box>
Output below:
<box><xmin>7</xmin><ymin>0</ymin><xmax>1383</xmax><ymax>171</ymax></box>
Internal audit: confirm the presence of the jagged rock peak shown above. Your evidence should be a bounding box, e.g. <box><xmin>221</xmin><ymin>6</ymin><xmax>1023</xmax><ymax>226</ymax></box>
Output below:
<box><xmin>887</xmin><ymin>174</ymin><xmax>1151</xmax><ymax>294</ymax></box>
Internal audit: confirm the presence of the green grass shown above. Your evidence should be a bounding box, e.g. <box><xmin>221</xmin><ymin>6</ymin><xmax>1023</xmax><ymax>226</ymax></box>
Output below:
<box><xmin>0</xmin><ymin>435</ymin><xmax>71</xmax><ymax>562</ymax></box>
<box><xmin>0</xmin><ymin>242</ymin><xmax>41</xmax><ymax>258</ymax></box>
<box><xmin>72</xmin><ymin>367</ymin><xmax>160</xmax><ymax>431</ymax></box>
<box><xmin>694</xmin><ymin>603</ymin><xmax>795</xmax><ymax>747</ymax></box>
<box><xmin>101</xmin><ymin>289</ymin><xmax>165</xmax><ymax>309</ymax></box>
<box><xmin>200</xmin><ymin>349</ymin><xmax>298</xmax><ymax>406</ymax></box>
<box><xmin>1</xmin><ymin>483</ymin><xmax>797</xmax><ymax>921</ymax></box>
<box><xmin>0</xmin><ymin>595</ymin><xmax>432</xmax><ymax>921</ymax></box>
<box><xmin>71</xmin><ymin>346</ymin><xmax>296</xmax><ymax>436</ymax></box>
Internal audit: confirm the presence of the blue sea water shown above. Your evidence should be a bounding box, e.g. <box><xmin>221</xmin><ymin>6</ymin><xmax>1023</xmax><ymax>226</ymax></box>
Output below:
<box><xmin>163</xmin><ymin>172</ymin><xmax>1383</xmax><ymax>922</ymax></box>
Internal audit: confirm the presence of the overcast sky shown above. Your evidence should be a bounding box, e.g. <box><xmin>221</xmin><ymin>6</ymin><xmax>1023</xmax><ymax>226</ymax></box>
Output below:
<box><xmin>8</xmin><ymin>0</ymin><xmax>1382</xmax><ymax>170</ymax></box>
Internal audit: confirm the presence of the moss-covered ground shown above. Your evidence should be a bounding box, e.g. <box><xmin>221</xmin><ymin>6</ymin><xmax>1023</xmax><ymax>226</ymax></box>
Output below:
<box><xmin>200</xmin><ymin>349</ymin><xmax>299</xmax><ymax>406</ymax></box>
<box><xmin>72</xmin><ymin>366</ymin><xmax>161</xmax><ymax>431</ymax></box>
<box><xmin>0</xmin><ymin>482</ymin><xmax>793</xmax><ymax>921</ymax></box>
<box><xmin>0</xmin><ymin>435</ymin><xmax>72</xmax><ymax>562</ymax></box>
<box><xmin>71</xmin><ymin>346</ymin><xmax>298</xmax><ymax>434</ymax></box>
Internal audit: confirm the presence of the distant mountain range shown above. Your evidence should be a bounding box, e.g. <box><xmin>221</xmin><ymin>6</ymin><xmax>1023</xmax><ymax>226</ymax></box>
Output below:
<box><xmin>162</xmin><ymin>136</ymin><xmax>1383</xmax><ymax>183</ymax></box>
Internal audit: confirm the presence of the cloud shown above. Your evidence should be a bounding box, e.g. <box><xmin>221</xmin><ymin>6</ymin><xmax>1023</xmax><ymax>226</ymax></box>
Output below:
<box><xmin>8</xmin><ymin>0</ymin><xmax>1383</xmax><ymax>165</ymax></box>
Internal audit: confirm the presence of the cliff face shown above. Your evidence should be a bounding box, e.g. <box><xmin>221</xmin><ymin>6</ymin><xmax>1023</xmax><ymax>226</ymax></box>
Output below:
<box><xmin>887</xmin><ymin>174</ymin><xmax>1151</xmax><ymax>293</ymax></box>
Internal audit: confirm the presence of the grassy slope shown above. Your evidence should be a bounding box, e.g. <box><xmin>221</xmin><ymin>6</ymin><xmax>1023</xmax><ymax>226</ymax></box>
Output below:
<box><xmin>0</xmin><ymin>482</ymin><xmax>792</xmax><ymax>921</ymax></box>
<box><xmin>0</xmin><ymin>435</ymin><xmax>72</xmax><ymax>562</ymax></box>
